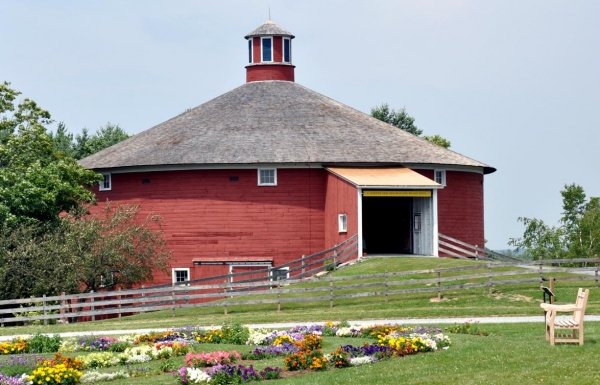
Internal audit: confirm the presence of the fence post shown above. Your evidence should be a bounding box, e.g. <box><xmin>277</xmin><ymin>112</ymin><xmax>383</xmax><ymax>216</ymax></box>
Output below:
<box><xmin>329</xmin><ymin>275</ymin><xmax>334</xmax><ymax>309</ymax></box>
<box><xmin>43</xmin><ymin>294</ymin><xmax>48</xmax><ymax>326</ymax></box>
<box><xmin>277</xmin><ymin>290</ymin><xmax>281</xmax><ymax>313</ymax></box>
<box><xmin>117</xmin><ymin>288</ymin><xmax>122</xmax><ymax>319</ymax></box>
<box><xmin>549</xmin><ymin>277</ymin><xmax>555</xmax><ymax>303</ymax></box>
<box><xmin>595</xmin><ymin>258</ymin><xmax>599</xmax><ymax>287</ymax></box>
<box><xmin>384</xmin><ymin>272</ymin><xmax>389</xmax><ymax>303</ymax></box>
<box><xmin>223</xmin><ymin>279</ymin><xmax>228</xmax><ymax>315</ymax></box>
<box><xmin>488</xmin><ymin>263</ymin><xmax>493</xmax><ymax>293</ymax></box>
<box><xmin>301</xmin><ymin>255</ymin><xmax>306</xmax><ymax>278</ymax></box>
<box><xmin>437</xmin><ymin>271</ymin><xmax>442</xmax><ymax>300</ymax></box>
<box><xmin>475</xmin><ymin>245</ymin><xmax>479</xmax><ymax>260</ymax></box>
<box><xmin>90</xmin><ymin>290</ymin><xmax>95</xmax><ymax>322</ymax></box>
<box><xmin>333</xmin><ymin>248</ymin><xmax>338</xmax><ymax>270</ymax></box>
<box><xmin>171</xmin><ymin>286</ymin><xmax>176</xmax><ymax>317</ymax></box>
<box><xmin>60</xmin><ymin>292</ymin><xmax>67</xmax><ymax>324</ymax></box>
<box><xmin>141</xmin><ymin>285</ymin><xmax>146</xmax><ymax>310</ymax></box>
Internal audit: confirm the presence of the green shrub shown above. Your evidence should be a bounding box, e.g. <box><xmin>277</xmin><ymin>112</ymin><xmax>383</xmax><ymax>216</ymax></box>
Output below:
<box><xmin>26</xmin><ymin>333</ymin><xmax>62</xmax><ymax>353</ymax></box>
<box><xmin>220</xmin><ymin>322</ymin><xmax>250</xmax><ymax>345</ymax></box>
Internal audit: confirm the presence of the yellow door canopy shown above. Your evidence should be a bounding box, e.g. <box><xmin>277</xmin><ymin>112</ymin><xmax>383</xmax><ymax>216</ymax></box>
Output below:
<box><xmin>326</xmin><ymin>167</ymin><xmax>442</xmax><ymax>189</ymax></box>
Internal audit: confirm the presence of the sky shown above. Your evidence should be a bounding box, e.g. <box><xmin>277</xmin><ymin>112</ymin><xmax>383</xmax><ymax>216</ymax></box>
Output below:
<box><xmin>2</xmin><ymin>0</ymin><xmax>599</xmax><ymax>250</ymax></box>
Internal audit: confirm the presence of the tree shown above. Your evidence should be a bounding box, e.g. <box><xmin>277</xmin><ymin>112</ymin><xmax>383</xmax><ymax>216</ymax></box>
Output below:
<box><xmin>370</xmin><ymin>103</ymin><xmax>422</xmax><ymax>136</ymax></box>
<box><xmin>370</xmin><ymin>103</ymin><xmax>451</xmax><ymax>148</ymax></box>
<box><xmin>50</xmin><ymin>122</ymin><xmax>130</xmax><ymax>160</ymax></box>
<box><xmin>0</xmin><ymin>222</ymin><xmax>80</xmax><ymax>299</ymax></box>
<box><xmin>0</xmin><ymin>82</ymin><xmax>169</xmax><ymax>298</ymax></box>
<box><xmin>50</xmin><ymin>122</ymin><xmax>75</xmax><ymax>158</ymax></box>
<box><xmin>510</xmin><ymin>184</ymin><xmax>600</xmax><ymax>260</ymax></box>
<box><xmin>63</xmin><ymin>204</ymin><xmax>171</xmax><ymax>292</ymax></box>
<box><xmin>73</xmin><ymin>123</ymin><xmax>129</xmax><ymax>160</ymax></box>
<box><xmin>423</xmin><ymin>134</ymin><xmax>451</xmax><ymax>149</ymax></box>
<box><xmin>0</xmin><ymin>83</ymin><xmax>100</xmax><ymax>226</ymax></box>
<box><xmin>0</xmin><ymin>205</ymin><xmax>171</xmax><ymax>298</ymax></box>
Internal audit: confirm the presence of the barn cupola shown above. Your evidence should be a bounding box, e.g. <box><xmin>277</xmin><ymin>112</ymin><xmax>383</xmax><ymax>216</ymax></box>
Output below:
<box><xmin>245</xmin><ymin>19</ymin><xmax>295</xmax><ymax>82</ymax></box>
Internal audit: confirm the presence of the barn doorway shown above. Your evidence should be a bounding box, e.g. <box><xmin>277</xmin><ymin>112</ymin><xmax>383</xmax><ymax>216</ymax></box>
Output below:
<box><xmin>362</xmin><ymin>197</ymin><xmax>413</xmax><ymax>254</ymax></box>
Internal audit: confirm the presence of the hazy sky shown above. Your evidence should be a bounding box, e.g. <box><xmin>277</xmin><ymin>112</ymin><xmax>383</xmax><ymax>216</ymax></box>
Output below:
<box><xmin>3</xmin><ymin>1</ymin><xmax>599</xmax><ymax>249</ymax></box>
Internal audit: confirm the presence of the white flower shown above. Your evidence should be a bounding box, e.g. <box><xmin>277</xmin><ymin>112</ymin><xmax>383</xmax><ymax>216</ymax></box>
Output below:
<box><xmin>186</xmin><ymin>367</ymin><xmax>212</xmax><ymax>384</ymax></box>
<box><xmin>81</xmin><ymin>370</ymin><xmax>129</xmax><ymax>383</ymax></box>
<box><xmin>350</xmin><ymin>356</ymin><xmax>376</xmax><ymax>366</ymax></box>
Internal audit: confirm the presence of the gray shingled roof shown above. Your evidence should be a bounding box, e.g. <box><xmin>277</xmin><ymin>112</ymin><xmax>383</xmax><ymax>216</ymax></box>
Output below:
<box><xmin>244</xmin><ymin>20</ymin><xmax>294</xmax><ymax>38</ymax></box>
<box><xmin>79</xmin><ymin>81</ymin><xmax>495</xmax><ymax>174</ymax></box>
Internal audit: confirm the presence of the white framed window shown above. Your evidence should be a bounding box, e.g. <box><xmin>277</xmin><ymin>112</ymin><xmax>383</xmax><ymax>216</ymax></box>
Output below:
<box><xmin>283</xmin><ymin>37</ymin><xmax>291</xmax><ymax>63</ymax></box>
<box><xmin>248</xmin><ymin>38</ymin><xmax>253</xmax><ymax>63</ymax></box>
<box><xmin>261</xmin><ymin>37</ymin><xmax>273</xmax><ymax>62</ymax></box>
<box><xmin>172</xmin><ymin>268</ymin><xmax>190</xmax><ymax>285</ymax></box>
<box><xmin>434</xmin><ymin>170</ymin><xmax>446</xmax><ymax>186</ymax></box>
<box><xmin>99</xmin><ymin>173</ymin><xmax>112</xmax><ymax>191</ymax></box>
<box><xmin>338</xmin><ymin>213</ymin><xmax>348</xmax><ymax>233</ymax></box>
<box><xmin>270</xmin><ymin>267</ymin><xmax>290</xmax><ymax>282</ymax></box>
<box><xmin>258</xmin><ymin>168</ymin><xmax>277</xmax><ymax>186</ymax></box>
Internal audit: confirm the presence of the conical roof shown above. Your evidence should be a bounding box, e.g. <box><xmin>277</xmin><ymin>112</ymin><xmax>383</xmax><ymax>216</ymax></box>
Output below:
<box><xmin>79</xmin><ymin>81</ymin><xmax>495</xmax><ymax>174</ymax></box>
<box><xmin>244</xmin><ymin>19</ymin><xmax>294</xmax><ymax>39</ymax></box>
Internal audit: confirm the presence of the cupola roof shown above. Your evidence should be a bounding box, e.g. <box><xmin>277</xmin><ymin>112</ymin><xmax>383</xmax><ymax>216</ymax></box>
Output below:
<box><xmin>244</xmin><ymin>19</ymin><xmax>294</xmax><ymax>39</ymax></box>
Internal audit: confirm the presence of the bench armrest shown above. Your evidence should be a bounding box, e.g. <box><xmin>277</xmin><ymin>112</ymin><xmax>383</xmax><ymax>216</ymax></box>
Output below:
<box><xmin>540</xmin><ymin>303</ymin><xmax>581</xmax><ymax>312</ymax></box>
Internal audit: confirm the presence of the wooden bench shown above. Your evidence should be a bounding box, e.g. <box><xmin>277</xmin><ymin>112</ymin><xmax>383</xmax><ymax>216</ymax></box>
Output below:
<box><xmin>540</xmin><ymin>288</ymin><xmax>589</xmax><ymax>345</ymax></box>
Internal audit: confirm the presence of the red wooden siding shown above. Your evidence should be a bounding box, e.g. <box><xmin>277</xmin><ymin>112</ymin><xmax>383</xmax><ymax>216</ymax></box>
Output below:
<box><xmin>91</xmin><ymin>168</ymin><xmax>326</xmax><ymax>286</ymax></box>
<box><xmin>252</xmin><ymin>37</ymin><xmax>261</xmax><ymax>63</ymax></box>
<box><xmin>324</xmin><ymin>173</ymin><xmax>358</xmax><ymax>248</ymax></box>
<box><xmin>246</xmin><ymin>64</ymin><xmax>295</xmax><ymax>82</ymax></box>
<box><xmin>273</xmin><ymin>36</ymin><xmax>282</xmax><ymax>62</ymax></box>
<box><xmin>416</xmin><ymin>169</ymin><xmax>485</xmax><ymax>250</ymax></box>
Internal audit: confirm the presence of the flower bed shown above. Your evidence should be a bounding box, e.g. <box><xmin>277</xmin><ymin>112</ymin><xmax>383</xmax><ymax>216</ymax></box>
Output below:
<box><xmin>1</xmin><ymin>321</ymin><xmax>451</xmax><ymax>385</ymax></box>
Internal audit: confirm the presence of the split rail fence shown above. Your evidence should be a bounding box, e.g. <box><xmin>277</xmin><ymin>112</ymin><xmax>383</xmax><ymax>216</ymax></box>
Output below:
<box><xmin>1</xmin><ymin>249</ymin><xmax>598</xmax><ymax>327</ymax></box>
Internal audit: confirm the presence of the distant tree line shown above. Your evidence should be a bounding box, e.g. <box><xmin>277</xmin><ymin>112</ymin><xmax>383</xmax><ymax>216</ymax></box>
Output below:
<box><xmin>0</xmin><ymin>81</ymin><xmax>169</xmax><ymax>300</ymax></box>
<box><xmin>370</xmin><ymin>103</ymin><xmax>451</xmax><ymax>148</ymax></box>
<box><xmin>510</xmin><ymin>184</ymin><xmax>600</xmax><ymax>260</ymax></box>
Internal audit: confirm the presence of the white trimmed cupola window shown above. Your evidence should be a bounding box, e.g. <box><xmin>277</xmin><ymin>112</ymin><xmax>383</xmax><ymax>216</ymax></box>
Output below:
<box><xmin>434</xmin><ymin>170</ymin><xmax>446</xmax><ymax>186</ymax></box>
<box><xmin>172</xmin><ymin>268</ymin><xmax>190</xmax><ymax>285</ymax></box>
<box><xmin>283</xmin><ymin>37</ymin><xmax>291</xmax><ymax>63</ymax></box>
<box><xmin>248</xmin><ymin>39</ymin><xmax>253</xmax><ymax>63</ymax></box>
<box><xmin>261</xmin><ymin>37</ymin><xmax>273</xmax><ymax>62</ymax></box>
<box><xmin>99</xmin><ymin>173</ymin><xmax>112</xmax><ymax>191</ymax></box>
<box><xmin>258</xmin><ymin>168</ymin><xmax>277</xmax><ymax>186</ymax></box>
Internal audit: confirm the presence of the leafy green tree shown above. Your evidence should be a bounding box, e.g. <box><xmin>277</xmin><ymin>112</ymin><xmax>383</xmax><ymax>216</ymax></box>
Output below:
<box><xmin>0</xmin><ymin>83</ymin><xmax>168</xmax><ymax>298</ymax></box>
<box><xmin>371</xmin><ymin>103</ymin><xmax>422</xmax><ymax>136</ymax></box>
<box><xmin>50</xmin><ymin>122</ymin><xmax>75</xmax><ymax>157</ymax></box>
<box><xmin>371</xmin><ymin>103</ymin><xmax>451</xmax><ymax>148</ymax></box>
<box><xmin>0</xmin><ymin>83</ymin><xmax>100</xmax><ymax>225</ymax></box>
<box><xmin>0</xmin><ymin>222</ymin><xmax>80</xmax><ymax>299</ymax></box>
<box><xmin>423</xmin><ymin>134</ymin><xmax>451</xmax><ymax>149</ymax></box>
<box><xmin>510</xmin><ymin>184</ymin><xmax>600</xmax><ymax>260</ymax></box>
<box><xmin>73</xmin><ymin>123</ymin><xmax>129</xmax><ymax>160</ymax></box>
<box><xmin>0</xmin><ymin>205</ymin><xmax>171</xmax><ymax>298</ymax></box>
<box><xmin>63</xmin><ymin>204</ymin><xmax>171</xmax><ymax>292</ymax></box>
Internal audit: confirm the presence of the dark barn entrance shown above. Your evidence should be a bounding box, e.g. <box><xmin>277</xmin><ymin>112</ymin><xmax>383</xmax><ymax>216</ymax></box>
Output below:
<box><xmin>362</xmin><ymin>197</ymin><xmax>412</xmax><ymax>254</ymax></box>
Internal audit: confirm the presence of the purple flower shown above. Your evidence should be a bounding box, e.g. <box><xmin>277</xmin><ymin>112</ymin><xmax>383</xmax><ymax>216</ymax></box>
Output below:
<box><xmin>0</xmin><ymin>374</ymin><xmax>28</xmax><ymax>385</ymax></box>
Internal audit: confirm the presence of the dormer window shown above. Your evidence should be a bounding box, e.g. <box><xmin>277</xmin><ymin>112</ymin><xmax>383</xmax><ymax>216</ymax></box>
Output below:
<box><xmin>261</xmin><ymin>37</ymin><xmax>273</xmax><ymax>62</ymax></box>
<box><xmin>283</xmin><ymin>37</ymin><xmax>291</xmax><ymax>63</ymax></box>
